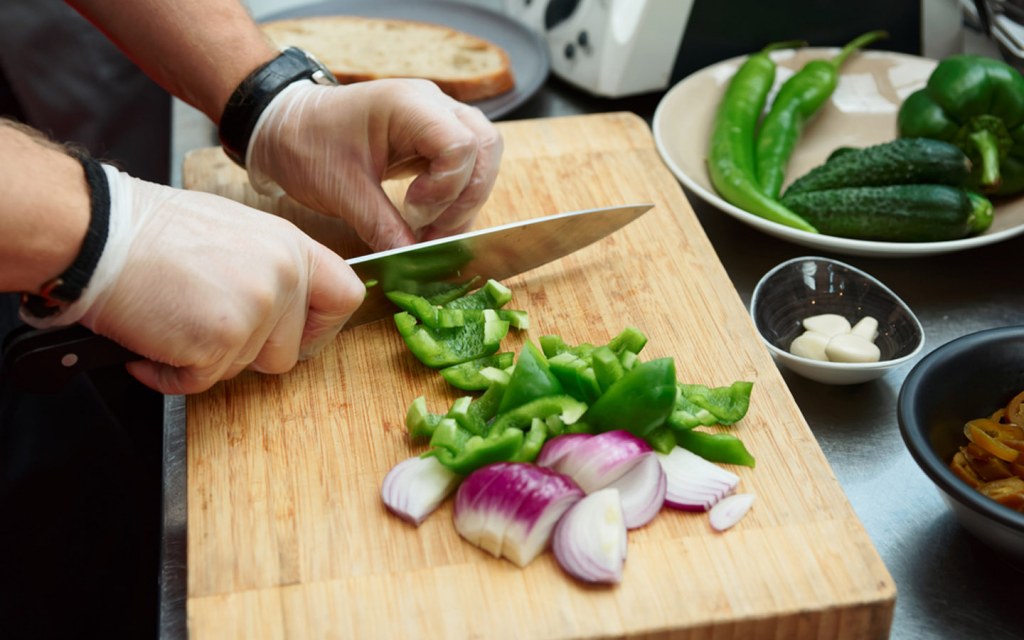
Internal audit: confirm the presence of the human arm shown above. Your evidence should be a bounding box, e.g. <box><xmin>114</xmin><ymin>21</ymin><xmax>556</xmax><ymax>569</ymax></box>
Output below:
<box><xmin>65</xmin><ymin>0</ymin><xmax>504</xmax><ymax>251</ymax></box>
<box><xmin>2</xmin><ymin>120</ymin><xmax>365</xmax><ymax>394</ymax></box>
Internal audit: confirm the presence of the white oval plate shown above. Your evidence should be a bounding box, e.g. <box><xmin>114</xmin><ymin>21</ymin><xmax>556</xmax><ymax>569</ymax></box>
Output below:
<box><xmin>653</xmin><ymin>48</ymin><xmax>1024</xmax><ymax>258</ymax></box>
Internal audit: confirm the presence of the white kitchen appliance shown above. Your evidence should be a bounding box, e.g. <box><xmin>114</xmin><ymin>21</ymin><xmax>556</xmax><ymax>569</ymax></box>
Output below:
<box><xmin>500</xmin><ymin>0</ymin><xmax>942</xmax><ymax>100</ymax></box>
<box><xmin>502</xmin><ymin>0</ymin><xmax>693</xmax><ymax>98</ymax></box>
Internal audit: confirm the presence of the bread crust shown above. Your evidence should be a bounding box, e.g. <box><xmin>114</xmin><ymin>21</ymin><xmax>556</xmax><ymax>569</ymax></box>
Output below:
<box><xmin>261</xmin><ymin>15</ymin><xmax>515</xmax><ymax>103</ymax></box>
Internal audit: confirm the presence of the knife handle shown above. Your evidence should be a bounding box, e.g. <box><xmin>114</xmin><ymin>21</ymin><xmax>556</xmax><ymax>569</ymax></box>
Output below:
<box><xmin>2</xmin><ymin>324</ymin><xmax>140</xmax><ymax>392</ymax></box>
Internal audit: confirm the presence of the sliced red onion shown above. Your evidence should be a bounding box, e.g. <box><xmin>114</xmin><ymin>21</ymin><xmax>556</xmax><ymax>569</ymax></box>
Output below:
<box><xmin>708</xmin><ymin>493</ymin><xmax>756</xmax><ymax>531</ymax></box>
<box><xmin>453</xmin><ymin>462</ymin><xmax>583</xmax><ymax>567</ymax></box>
<box><xmin>381</xmin><ymin>455</ymin><xmax>461</xmax><ymax>526</ymax></box>
<box><xmin>657</xmin><ymin>446</ymin><xmax>739</xmax><ymax>512</ymax></box>
<box><xmin>606</xmin><ymin>452</ymin><xmax>666</xmax><ymax>529</ymax></box>
<box><xmin>534</xmin><ymin>433</ymin><xmax>590</xmax><ymax>469</ymax></box>
<box><xmin>537</xmin><ymin>430</ymin><xmax>666</xmax><ymax>529</ymax></box>
<box><xmin>553</xmin><ymin>488</ymin><xmax>628</xmax><ymax>584</ymax></box>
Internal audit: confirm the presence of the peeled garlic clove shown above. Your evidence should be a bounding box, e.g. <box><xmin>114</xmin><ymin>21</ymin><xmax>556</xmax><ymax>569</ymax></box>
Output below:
<box><xmin>825</xmin><ymin>333</ymin><xmax>881</xmax><ymax>363</ymax></box>
<box><xmin>851</xmin><ymin>316</ymin><xmax>879</xmax><ymax>342</ymax></box>
<box><xmin>790</xmin><ymin>330</ymin><xmax>830</xmax><ymax>361</ymax></box>
<box><xmin>802</xmin><ymin>314</ymin><xmax>851</xmax><ymax>337</ymax></box>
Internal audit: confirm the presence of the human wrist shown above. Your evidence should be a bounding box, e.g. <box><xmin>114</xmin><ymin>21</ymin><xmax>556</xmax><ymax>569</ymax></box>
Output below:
<box><xmin>0</xmin><ymin>122</ymin><xmax>91</xmax><ymax>294</ymax></box>
<box><xmin>21</xmin><ymin>150</ymin><xmax>112</xmax><ymax>320</ymax></box>
<box><xmin>218</xmin><ymin>47</ymin><xmax>338</xmax><ymax>167</ymax></box>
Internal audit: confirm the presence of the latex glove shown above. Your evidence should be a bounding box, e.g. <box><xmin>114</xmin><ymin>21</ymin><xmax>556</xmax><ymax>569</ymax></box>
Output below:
<box><xmin>23</xmin><ymin>165</ymin><xmax>365</xmax><ymax>394</ymax></box>
<box><xmin>246</xmin><ymin>78</ymin><xmax>503</xmax><ymax>251</ymax></box>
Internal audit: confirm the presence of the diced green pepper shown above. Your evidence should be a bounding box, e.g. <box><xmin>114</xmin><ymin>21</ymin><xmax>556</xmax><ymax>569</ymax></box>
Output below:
<box><xmin>443</xmin><ymin>279</ymin><xmax>512</xmax><ymax>311</ymax></box>
<box><xmin>607</xmin><ymin>326</ymin><xmax>647</xmax><ymax>355</ymax></box>
<box><xmin>396</xmin><ymin>309</ymin><xmax>509</xmax><ymax>368</ymax></box>
<box><xmin>677</xmin><ymin>381</ymin><xmax>753</xmax><ymax>425</ymax></box>
<box><xmin>548</xmin><ymin>351</ymin><xmax>601</xmax><ymax>403</ymax></box>
<box><xmin>429</xmin><ymin>424</ymin><xmax>525</xmax><ymax>475</ymax></box>
<box><xmin>675</xmin><ymin>429</ymin><xmax>756</xmax><ymax>467</ymax></box>
<box><xmin>580</xmin><ymin>357</ymin><xmax>677</xmax><ymax>439</ymax></box>
<box><xmin>406</xmin><ymin>396</ymin><xmax>443</xmax><ymax>439</ymax></box>
<box><xmin>439</xmin><ymin>353</ymin><xmax>515</xmax><ymax>390</ymax></box>
<box><xmin>497</xmin><ymin>341</ymin><xmax>564</xmax><ymax>413</ymax></box>
<box><xmin>489</xmin><ymin>395</ymin><xmax>588</xmax><ymax>434</ymax></box>
<box><xmin>590</xmin><ymin>345</ymin><xmax>625</xmax><ymax>393</ymax></box>
<box><xmin>508</xmin><ymin>417</ymin><xmax>548</xmax><ymax>463</ymax></box>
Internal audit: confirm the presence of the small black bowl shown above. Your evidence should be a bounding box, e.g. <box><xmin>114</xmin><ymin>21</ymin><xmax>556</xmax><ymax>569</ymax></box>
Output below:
<box><xmin>897</xmin><ymin>326</ymin><xmax>1024</xmax><ymax>562</ymax></box>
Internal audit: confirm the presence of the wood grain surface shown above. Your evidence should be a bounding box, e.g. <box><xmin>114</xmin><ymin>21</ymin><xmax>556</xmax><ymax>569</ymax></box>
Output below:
<box><xmin>182</xmin><ymin>112</ymin><xmax>895</xmax><ymax>639</ymax></box>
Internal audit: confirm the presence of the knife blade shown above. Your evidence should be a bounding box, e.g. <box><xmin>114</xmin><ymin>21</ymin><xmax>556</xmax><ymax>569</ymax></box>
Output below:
<box><xmin>1</xmin><ymin>203</ymin><xmax>653</xmax><ymax>391</ymax></box>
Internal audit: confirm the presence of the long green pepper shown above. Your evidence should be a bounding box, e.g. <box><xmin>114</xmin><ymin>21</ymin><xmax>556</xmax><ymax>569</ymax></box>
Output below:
<box><xmin>707</xmin><ymin>41</ymin><xmax>818</xmax><ymax>233</ymax></box>
<box><xmin>755</xmin><ymin>30</ymin><xmax>888</xmax><ymax>199</ymax></box>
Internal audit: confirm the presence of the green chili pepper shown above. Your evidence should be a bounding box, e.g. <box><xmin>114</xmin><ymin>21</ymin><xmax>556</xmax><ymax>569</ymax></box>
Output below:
<box><xmin>898</xmin><ymin>54</ymin><xmax>1024</xmax><ymax>195</ymax></box>
<box><xmin>708</xmin><ymin>40</ymin><xmax>818</xmax><ymax>233</ymax></box>
<box><xmin>674</xmin><ymin>429</ymin><xmax>756</xmax><ymax>468</ymax></box>
<box><xmin>755</xmin><ymin>30</ymin><xmax>888</xmax><ymax>198</ymax></box>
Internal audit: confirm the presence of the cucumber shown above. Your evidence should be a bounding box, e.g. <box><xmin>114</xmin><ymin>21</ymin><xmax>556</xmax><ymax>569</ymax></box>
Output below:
<box><xmin>784</xmin><ymin>138</ymin><xmax>972</xmax><ymax>196</ymax></box>
<box><xmin>780</xmin><ymin>184</ymin><xmax>975</xmax><ymax>242</ymax></box>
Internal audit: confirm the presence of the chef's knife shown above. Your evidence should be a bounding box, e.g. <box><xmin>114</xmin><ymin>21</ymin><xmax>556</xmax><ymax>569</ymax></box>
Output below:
<box><xmin>1</xmin><ymin>203</ymin><xmax>652</xmax><ymax>391</ymax></box>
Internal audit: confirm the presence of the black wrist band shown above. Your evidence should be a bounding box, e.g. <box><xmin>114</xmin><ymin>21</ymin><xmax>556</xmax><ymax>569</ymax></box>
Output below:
<box><xmin>218</xmin><ymin>47</ymin><xmax>338</xmax><ymax>167</ymax></box>
<box><xmin>22</xmin><ymin>152</ymin><xmax>111</xmax><ymax>319</ymax></box>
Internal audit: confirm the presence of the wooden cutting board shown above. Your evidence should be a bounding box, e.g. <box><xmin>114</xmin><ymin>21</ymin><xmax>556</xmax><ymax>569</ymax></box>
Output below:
<box><xmin>182</xmin><ymin>112</ymin><xmax>894</xmax><ymax>639</ymax></box>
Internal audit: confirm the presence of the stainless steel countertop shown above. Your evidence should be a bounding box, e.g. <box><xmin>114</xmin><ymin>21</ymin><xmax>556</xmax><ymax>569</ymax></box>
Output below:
<box><xmin>161</xmin><ymin>32</ymin><xmax>1024</xmax><ymax>640</ymax></box>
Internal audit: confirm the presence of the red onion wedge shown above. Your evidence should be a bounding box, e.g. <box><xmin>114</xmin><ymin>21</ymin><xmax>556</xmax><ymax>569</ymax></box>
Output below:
<box><xmin>537</xmin><ymin>430</ymin><xmax>666</xmax><ymax>529</ymax></box>
<box><xmin>453</xmin><ymin>462</ymin><xmax>583</xmax><ymax>567</ymax></box>
<box><xmin>553</xmin><ymin>488</ymin><xmax>628</xmax><ymax>584</ymax></box>
<box><xmin>709</xmin><ymin>493</ymin><xmax>755</xmax><ymax>531</ymax></box>
<box><xmin>657</xmin><ymin>446</ymin><xmax>739</xmax><ymax>512</ymax></box>
<box><xmin>381</xmin><ymin>455</ymin><xmax>461</xmax><ymax>526</ymax></box>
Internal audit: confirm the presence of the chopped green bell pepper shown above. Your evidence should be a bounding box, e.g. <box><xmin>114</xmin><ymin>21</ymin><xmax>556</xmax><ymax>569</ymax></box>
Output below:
<box><xmin>394</xmin><ymin>309</ymin><xmax>509</xmax><ymax>368</ymax></box>
<box><xmin>898</xmin><ymin>54</ymin><xmax>1024</xmax><ymax>195</ymax></box>
<box><xmin>674</xmin><ymin>429</ymin><xmax>756</xmax><ymax>468</ymax></box>
<box><xmin>497</xmin><ymin>341</ymin><xmax>563</xmax><ymax>413</ymax></box>
<box><xmin>579</xmin><ymin>357</ymin><xmax>678</xmax><ymax>439</ymax></box>
<box><xmin>439</xmin><ymin>353</ymin><xmax>515</xmax><ymax>390</ymax></box>
<box><xmin>671</xmin><ymin>381</ymin><xmax>753</xmax><ymax>428</ymax></box>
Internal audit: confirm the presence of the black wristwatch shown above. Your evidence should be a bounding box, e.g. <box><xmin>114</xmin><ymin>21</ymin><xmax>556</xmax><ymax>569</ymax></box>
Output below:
<box><xmin>218</xmin><ymin>47</ymin><xmax>338</xmax><ymax>167</ymax></box>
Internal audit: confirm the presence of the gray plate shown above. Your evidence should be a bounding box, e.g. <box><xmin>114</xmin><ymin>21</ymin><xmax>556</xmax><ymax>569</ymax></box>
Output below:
<box><xmin>260</xmin><ymin>0</ymin><xmax>550</xmax><ymax>120</ymax></box>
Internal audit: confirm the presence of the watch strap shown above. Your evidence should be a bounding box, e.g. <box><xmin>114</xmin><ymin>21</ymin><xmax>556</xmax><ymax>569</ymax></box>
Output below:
<box><xmin>218</xmin><ymin>47</ymin><xmax>338</xmax><ymax>167</ymax></box>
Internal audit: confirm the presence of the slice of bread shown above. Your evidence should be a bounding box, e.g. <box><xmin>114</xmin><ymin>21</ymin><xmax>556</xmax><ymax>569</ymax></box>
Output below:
<box><xmin>261</xmin><ymin>15</ymin><xmax>515</xmax><ymax>103</ymax></box>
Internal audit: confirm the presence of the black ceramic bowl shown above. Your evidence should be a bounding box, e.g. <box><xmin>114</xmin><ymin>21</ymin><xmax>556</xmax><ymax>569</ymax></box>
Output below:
<box><xmin>897</xmin><ymin>326</ymin><xmax>1024</xmax><ymax>562</ymax></box>
<box><xmin>751</xmin><ymin>256</ymin><xmax>924</xmax><ymax>384</ymax></box>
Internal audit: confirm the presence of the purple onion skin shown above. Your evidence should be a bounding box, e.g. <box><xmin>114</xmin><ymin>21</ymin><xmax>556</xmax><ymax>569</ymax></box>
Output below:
<box><xmin>455</xmin><ymin>463</ymin><xmax>583</xmax><ymax>535</ymax></box>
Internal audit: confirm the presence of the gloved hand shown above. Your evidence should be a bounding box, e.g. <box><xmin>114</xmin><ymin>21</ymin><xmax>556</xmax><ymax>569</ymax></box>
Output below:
<box><xmin>23</xmin><ymin>164</ymin><xmax>365</xmax><ymax>394</ymax></box>
<box><xmin>245</xmin><ymin>78</ymin><xmax>504</xmax><ymax>251</ymax></box>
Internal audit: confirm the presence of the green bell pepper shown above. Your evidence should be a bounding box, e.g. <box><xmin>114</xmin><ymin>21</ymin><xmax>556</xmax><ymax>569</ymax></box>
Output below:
<box><xmin>673</xmin><ymin>429</ymin><xmax>756</xmax><ymax>468</ymax></box>
<box><xmin>439</xmin><ymin>353</ymin><xmax>515</xmax><ymax>391</ymax></box>
<box><xmin>579</xmin><ymin>357</ymin><xmax>678</xmax><ymax>439</ymax></box>
<box><xmin>898</xmin><ymin>54</ymin><xmax>1024</xmax><ymax>195</ymax></box>
<box><xmin>498</xmin><ymin>341</ymin><xmax>564</xmax><ymax>413</ymax></box>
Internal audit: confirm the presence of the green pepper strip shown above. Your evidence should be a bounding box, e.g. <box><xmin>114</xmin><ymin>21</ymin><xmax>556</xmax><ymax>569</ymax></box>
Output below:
<box><xmin>707</xmin><ymin>40</ymin><xmax>818</xmax><ymax>233</ymax></box>
<box><xmin>677</xmin><ymin>381</ymin><xmax>754</xmax><ymax>426</ymax></box>
<box><xmin>755</xmin><ymin>30</ymin><xmax>888</xmax><ymax>198</ymax></box>
<box><xmin>674</xmin><ymin>429</ymin><xmax>756</xmax><ymax>468</ymax></box>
